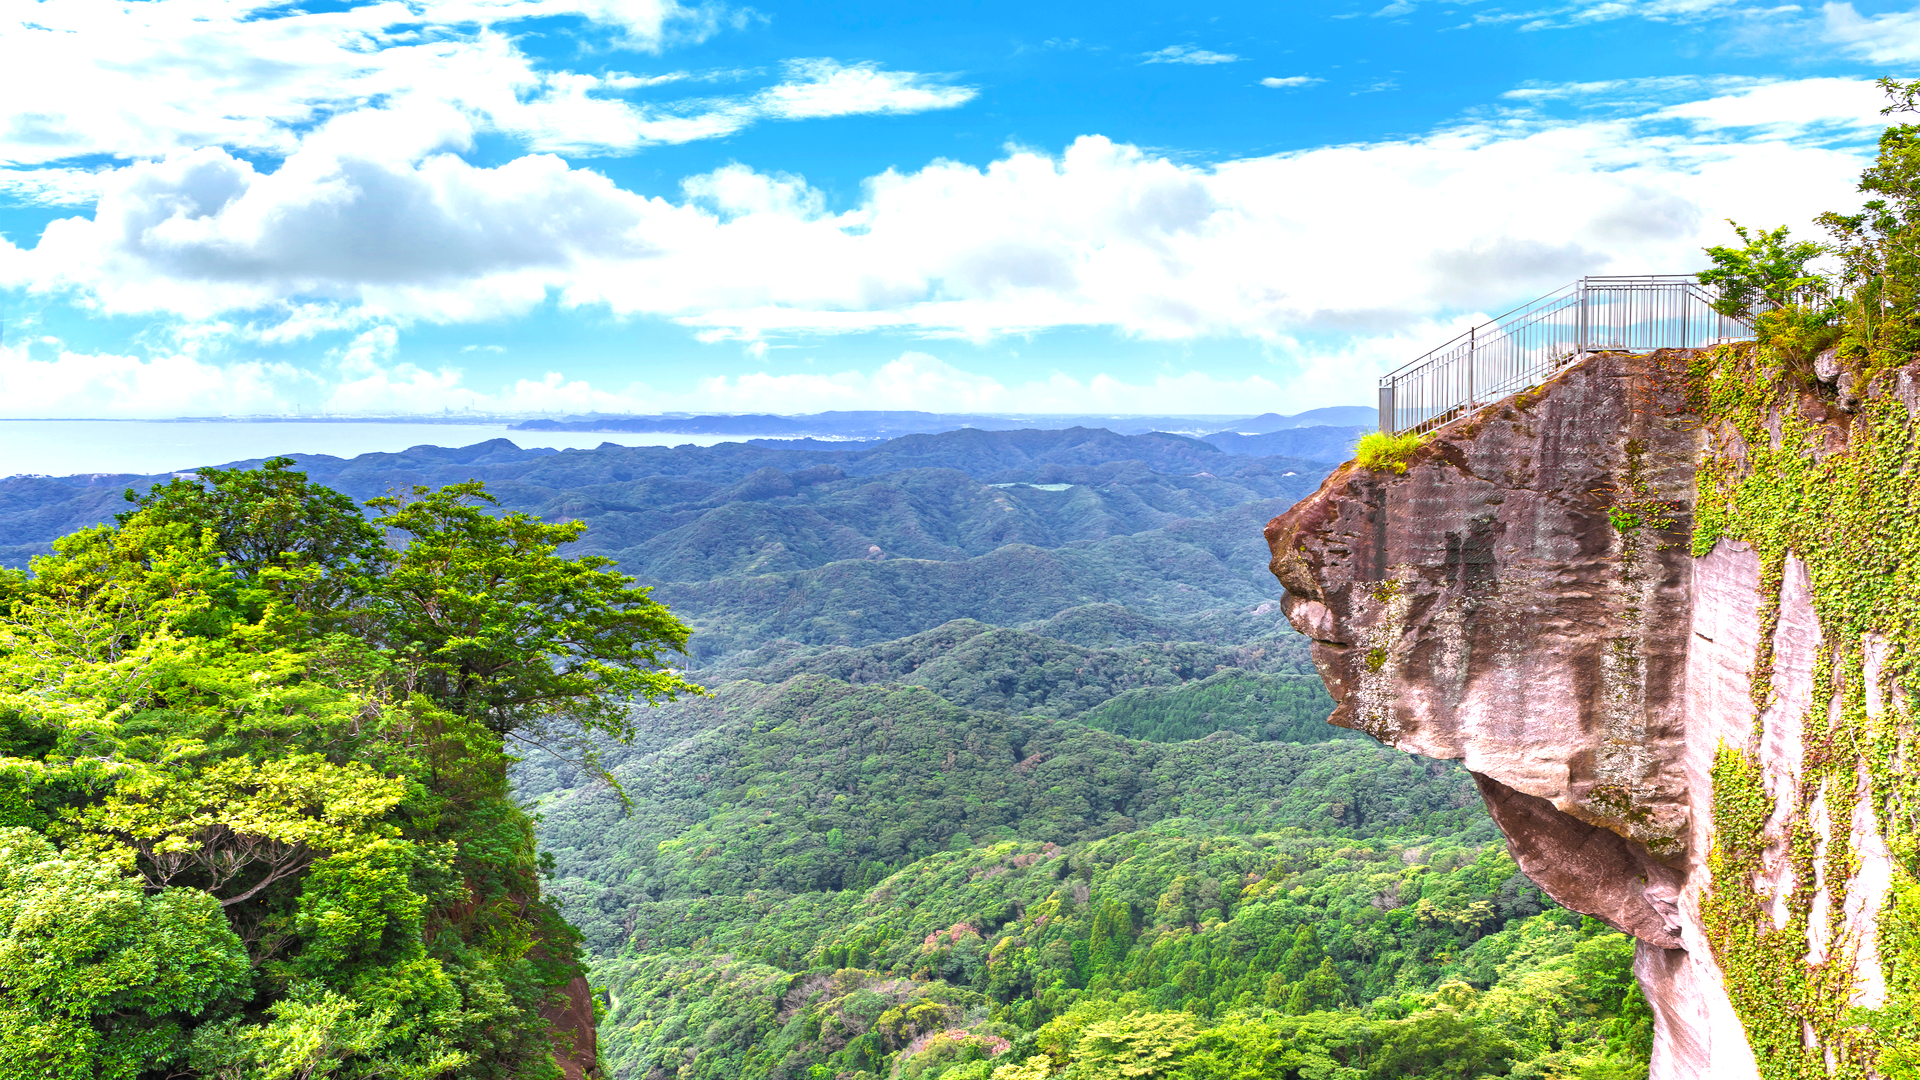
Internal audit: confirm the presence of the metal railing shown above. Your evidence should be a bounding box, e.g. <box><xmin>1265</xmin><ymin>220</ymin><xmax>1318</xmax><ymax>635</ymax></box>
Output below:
<box><xmin>1377</xmin><ymin>274</ymin><xmax>1755</xmax><ymax>435</ymax></box>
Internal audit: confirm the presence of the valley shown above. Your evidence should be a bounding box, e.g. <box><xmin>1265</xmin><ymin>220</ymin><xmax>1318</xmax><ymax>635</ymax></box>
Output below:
<box><xmin>0</xmin><ymin>424</ymin><xmax>1652</xmax><ymax>1079</ymax></box>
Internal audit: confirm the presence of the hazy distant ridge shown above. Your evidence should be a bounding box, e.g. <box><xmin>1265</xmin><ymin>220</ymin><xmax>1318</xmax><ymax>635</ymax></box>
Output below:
<box><xmin>512</xmin><ymin>405</ymin><xmax>1374</xmax><ymax>439</ymax></box>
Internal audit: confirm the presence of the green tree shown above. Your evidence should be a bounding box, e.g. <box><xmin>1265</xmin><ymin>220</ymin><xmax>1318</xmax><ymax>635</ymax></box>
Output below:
<box><xmin>1699</xmin><ymin>221</ymin><xmax>1827</xmax><ymax>320</ymax></box>
<box><xmin>121</xmin><ymin>456</ymin><xmax>383</xmax><ymax>614</ymax></box>
<box><xmin>1278</xmin><ymin>925</ymin><xmax>1325</xmax><ymax>983</ymax></box>
<box><xmin>1073</xmin><ymin>1012</ymin><xmax>1199</xmax><ymax>1079</ymax></box>
<box><xmin>0</xmin><ymin>829</ymin><xmax>251</xmax><ymax>1080</ymax></box>
<box><xmin>1284</xmin><ymin>959</ymin><xmax>1350</xmax><ymax>1015</ymax></box>
<box><xmin>1172</xmin><ymin>1014</ymin><xmax>1302</xmax><ymax>1080</ymax></box>
<box><xmin>1370</xmin><ymin>983</ymin><xmax>1512</xmax><ymax>1080</ymax></box>
<box><xmin>0</xmin><ymin>461</ymin><xmax>703</xmax><ymax>1079</ymax></box>
<box><xmin>1818</xmin><ymin>76</ymin><xmax>1920</xmax><ymax>362</ymax></box>
<box><xmin>365</xmin><ymin>482</ymin><xmax>700</xmax><ymax>741</ymax></box>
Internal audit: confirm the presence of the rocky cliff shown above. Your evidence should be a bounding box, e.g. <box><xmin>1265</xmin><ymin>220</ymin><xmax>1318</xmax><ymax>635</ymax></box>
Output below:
<box><xmin>544</xmin><ymin>974</ymin><xmax>601</xmax><ymax>1080</ymax></box>
<box><xmin>1264</xmin><ymin>348</ymin><xmax>1918</xmax><ymax>1079</ymax></box>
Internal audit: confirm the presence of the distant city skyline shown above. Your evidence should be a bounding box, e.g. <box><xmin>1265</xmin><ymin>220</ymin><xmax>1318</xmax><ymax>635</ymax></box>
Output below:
<box><xmin>1</xmin><ymin>0</ymin><xmax>1913</xmax><ymax>418</ymax></box>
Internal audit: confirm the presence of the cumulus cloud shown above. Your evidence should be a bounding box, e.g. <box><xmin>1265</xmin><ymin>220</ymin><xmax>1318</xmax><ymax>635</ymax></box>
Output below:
<box><xmin>1142</xmin><ymin>46</ymin><xmax>1242</xmax><ymax>65</ymax></box>
<box><xmin>0</xmin><ymin>0</ymin><xmax>971</xmax><ymax>193</ymax></box>
<box><xmin>4</xmin><ymin>76</ymin><xmax>1883</xmax><ymax>353</ymax></box>
<box><xmin>0</xmin><ymin>340</ymin><xmax>298</xmax><ymax>417</ymax></box>
<box><xmin>1822</xmin><ymin>1</ymin><xmax>1920</xmax><ymax>63</ymax></box>
<box><xmin>1261</xmin><ymin>76</ymin><xmax>1323</xmax><ymax>89</ymax></box>
<box><xmin>0</xmin><ymin>335</ymin><xmax>1324</xmax><ymax>418</ymax></box>
<box><xmin>13</xmin><ymin>145</ymin><xmax>668</xmax><ymax>319</ymax></box>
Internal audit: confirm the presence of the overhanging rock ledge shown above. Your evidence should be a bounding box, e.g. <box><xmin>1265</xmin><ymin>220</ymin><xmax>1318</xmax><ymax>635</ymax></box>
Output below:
<box><xmin>1264</xmin><ymin>350</ymin><xmax>1759</xmax><ymax>1079</ymax></box>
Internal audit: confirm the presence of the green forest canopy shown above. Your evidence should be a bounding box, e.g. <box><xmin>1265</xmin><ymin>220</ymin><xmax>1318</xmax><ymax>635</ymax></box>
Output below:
<box><xmin>0</xmin><ymin>437</ymin><xmax>1660</xmax><ymax>1080</ymax></box>
<box><xmin>0</xmin><ymin>460</ymin><xmax>698</xmax><ymax>1079</ymax></box>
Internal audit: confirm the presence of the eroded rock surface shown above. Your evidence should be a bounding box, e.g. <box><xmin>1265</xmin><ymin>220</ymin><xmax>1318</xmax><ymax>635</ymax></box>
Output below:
<box><xmin>1264</xmin><ymin>352</ymin><xmax>1758</xmax><ymax>1078</ymax></box>
<box><xmin>543</xmin><ymin>974</ymin><xmax>601</xmax><ymax>1080</ymax></box>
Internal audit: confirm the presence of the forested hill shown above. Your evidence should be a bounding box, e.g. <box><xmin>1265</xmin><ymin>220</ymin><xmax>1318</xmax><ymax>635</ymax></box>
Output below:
<box><xmin>2</xmin><ymin>428</ymin><xmax>1328</xmax><ymax>659</ymax></box>
<box><xmin>0</xmin><ymin>429</ymin><xmax>1654</xmax><ymax>1080</ymax></box>
<box><xmin>1</xmin><ymin>427</ymin><xmax>1321</xmax><ymax>588</ymax></box>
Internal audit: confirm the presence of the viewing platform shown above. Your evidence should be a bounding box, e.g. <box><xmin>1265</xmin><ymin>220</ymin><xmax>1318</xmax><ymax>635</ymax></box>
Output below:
<box><xmin>1378</xmin><ymin>274</ymin><xmax>1755</xmax><ymax>435</ymax></box>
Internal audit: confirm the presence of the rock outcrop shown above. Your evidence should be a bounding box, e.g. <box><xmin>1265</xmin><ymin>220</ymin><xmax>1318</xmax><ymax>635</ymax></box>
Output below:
<box><xmin>1262</xmin><ymin>349</ymin><xmax>1906</xmax><ymax>1078</ymax></box>
<box><xmin>543</xmin><ymin>974</ymin><xmax>601</xmax><ymax>1080</ymax></box>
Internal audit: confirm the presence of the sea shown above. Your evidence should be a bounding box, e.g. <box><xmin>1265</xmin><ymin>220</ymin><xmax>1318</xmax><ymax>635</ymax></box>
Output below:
<box><xmin>0</xmin><ymin>421</ymin><xmax>742</xmax><ymax>479</ymax></box>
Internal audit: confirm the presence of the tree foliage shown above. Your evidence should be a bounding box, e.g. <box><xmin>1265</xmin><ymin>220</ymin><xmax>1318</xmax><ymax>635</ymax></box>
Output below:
<box><xmin>365</xmin><ymin>482</ymin><xmax>698</xmax><ymax>739</ymax></box>
<box><xmin>1699</xmin><ymin>221</ymin><xmax>1828</xmax><ymax>320</ymax></box>
<box><xmin>1804</xmin><ymin>77</ymin><xmax>1920</xmax><ymax>364</ymax></box>
<box><xmin>586</xmin><ymin>829</ymin><xmax>1647</xmax><ymax>1080</ymax></box>
<box><xmin>0</xmin><ymin>462</ymin><xmax>698</xmax><ymax>1078</ymax></box>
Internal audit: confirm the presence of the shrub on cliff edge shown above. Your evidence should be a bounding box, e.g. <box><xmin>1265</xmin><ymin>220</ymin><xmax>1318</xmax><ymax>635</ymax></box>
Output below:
<box><xmin>1355</xmin><ymin>430</ymin><xmax>1427</xmax><ymax>474</ymax></box>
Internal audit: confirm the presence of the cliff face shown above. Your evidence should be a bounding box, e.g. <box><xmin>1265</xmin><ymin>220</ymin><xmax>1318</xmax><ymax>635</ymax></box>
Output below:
<box><xmin>1265</xmin><ymin>349</ymin><xmax>1914</xmax><ymax>1079</ymax></box>
<box><xmin>544</xmin><ymin>974</ymin><xmax>601</xmax><ymax>1080</ymax></box>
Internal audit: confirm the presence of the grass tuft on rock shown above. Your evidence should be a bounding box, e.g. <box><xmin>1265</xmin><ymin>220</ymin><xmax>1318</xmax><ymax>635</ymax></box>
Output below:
<box><xmin>1355</xmin><ymin>430</ymin><xmax>1427</xmax><ymax>474</ymax></box>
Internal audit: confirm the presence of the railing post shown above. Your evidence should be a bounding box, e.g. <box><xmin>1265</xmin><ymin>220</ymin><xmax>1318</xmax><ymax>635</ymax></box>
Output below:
<box><xmin>1575</xmin><ymin>278</ymin><xmax>1588</xmax><ymax>356</ymax></box>
<box><xmin>1466</xmin><ymin>325</ymin><xmax>1476</xmax><ymax>409</ymax></box>
<box><xmin>1379</xmin><ymin>382</ymin><xmax>1396</xmax><ymax>434</ymax></box>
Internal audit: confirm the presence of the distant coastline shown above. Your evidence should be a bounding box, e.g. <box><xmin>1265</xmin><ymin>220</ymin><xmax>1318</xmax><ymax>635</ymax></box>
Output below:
<box><xmin>0</xmin><ymin>407</ymin><xmax>1372</xmax><ymax>480</ymax></box>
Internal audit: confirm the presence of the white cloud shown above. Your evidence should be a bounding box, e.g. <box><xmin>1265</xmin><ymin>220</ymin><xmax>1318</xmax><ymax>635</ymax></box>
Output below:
<box><xmin>0</xmin><ymin>340</ymin><xmax>298</xmax><ymax>416</ymax></box>
<box><xmin>1651</xmin><ymin>77</ymin><xmax>1889</xmax><ymax>135</ymax></box>
<box><xmin>1532</xmin><ymin>0</ymin><xmax>1752</xmax><ymax>28</ymax></box>
<box><xmin>0</xmin><ymin>76</ymin><xmax>1890</xmax><ymax>392</ymax></box>
<box><xmin>0</xmin><ymin>168</ymin><xmax>111</xmax><ymax>208</ymax></box>
<box><xmin>0</xmin><ymin>323</ymin><xmax>664</xmax><ymax>416</ymax></box>
<box><xmin>1501</xmin><ymin>75</ymin><xmax>1758</xmax><ymax>104</ymax></box>
<box><xmin>687</xmin><ymin>352</ymin><xmax>1294</xmax><ymax>414</ymax></box>
<box><xmin>508</xmin><ymin>60</ymin><xmax>977</xmax><ymax>155</ymax></box>
<box><xmin>0</xmin><ymin>0</ymin><xmax>697</xmax><ymax>168</ymax></box>
<box><xmin>1142</xmin><ymin>46</ymin><xmax>1242</xmax><ymax>65</ymax></box>
<box><xmin>682</xmin><ymin>164</ymin><xmax>827</xmax><ymax>218</ymax></box>
<box><xmin>323</xmin><ymin>329</ymin><xmax>487</xmax><ymax>414</ymax></box>
<box><xmin>0</xmin><ymin>0</ymin><xmax>970</xmax><ymax>194</ymax></box>
<box><xmin>603</xmin><ymin>72</ymin><xmax>697</xmax><ymax>90</ymax></box>
<box><xmin>1822</xmin><ymin>1</ymin><xmax>1920</xmax><ymax>63</ymax></box>
<box><xmin>1261</xmin><ymin>76</ymin><xmax>1323</xmax><ymax>89</ymax></box>
<box><xmin>243</xmin><ymin>304</ymin><xmax>382</xmax><ymax>346</ymax></box>
<box><xmin>757</xmin><ymin>59</ymin><xmax>977</xmax><ymax>119</ymax></box>
<box><xmin>0</xmin><ymin>342</ymin><xmax>1334</xmax><ymax>418</ymax></box>
<box><xmin>1453</xmin><ymin>0</ymin><xmax>1801</xmax><ymax>33</ymax></box>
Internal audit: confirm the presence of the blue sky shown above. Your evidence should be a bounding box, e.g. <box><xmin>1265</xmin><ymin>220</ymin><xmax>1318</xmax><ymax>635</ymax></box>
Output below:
<box><xmin>0</xmin><ymin>0</ymin><xmax>1913</xmax><ymax>418</ymax></box>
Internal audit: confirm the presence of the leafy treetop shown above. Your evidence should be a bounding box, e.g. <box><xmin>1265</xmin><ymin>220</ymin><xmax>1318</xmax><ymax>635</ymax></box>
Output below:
<box><xmin>1698</xmin><ymin>221</ymin><xmax>1827</xmax><ymax>321</ymax></box>
<box><xmin>0</xmin><ymin>460</ymin><xmax>701</xmax><ymax>1080</ymax></box>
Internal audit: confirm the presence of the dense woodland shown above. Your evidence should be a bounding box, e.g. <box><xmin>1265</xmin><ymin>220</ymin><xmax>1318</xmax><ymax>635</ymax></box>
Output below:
<box><xmin>0</xmin><ymin>426</ymin><xmax>1653</xmax><ymax>1079</ymax></box>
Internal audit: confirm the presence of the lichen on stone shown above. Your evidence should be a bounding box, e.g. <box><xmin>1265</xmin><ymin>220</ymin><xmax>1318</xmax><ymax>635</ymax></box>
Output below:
<box><xmin>1350</xmin><ymin>571</ymin><xmax>1414</xmax><ymax>742</ymax></box>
